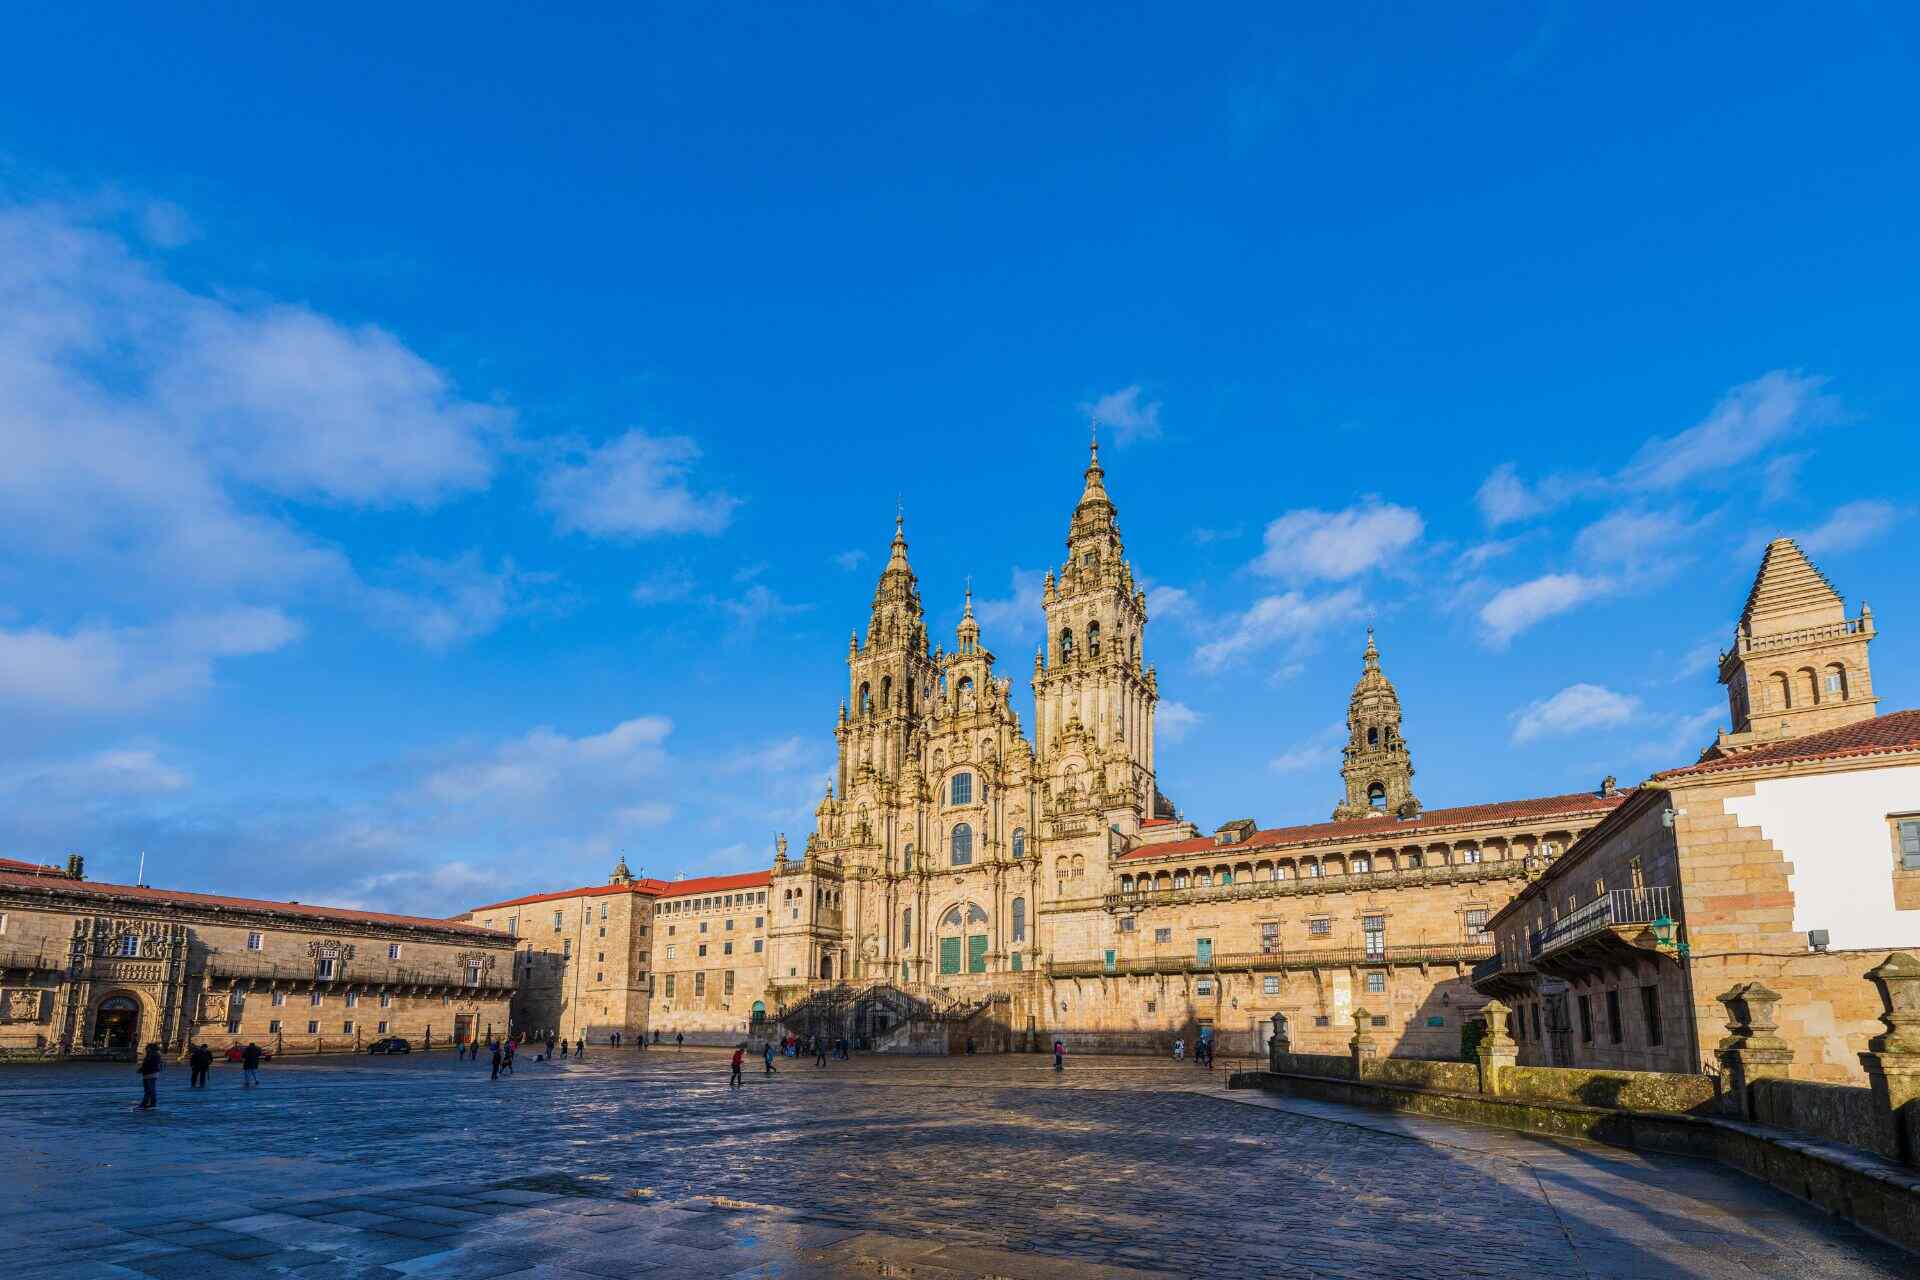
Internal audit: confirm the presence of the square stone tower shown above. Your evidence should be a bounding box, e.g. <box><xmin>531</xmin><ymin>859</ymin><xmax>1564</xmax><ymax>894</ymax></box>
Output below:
<box><xmin>1709</xmin><ymin>537</ymin><xmax>1877</xmax><ymax>757</ymax></box>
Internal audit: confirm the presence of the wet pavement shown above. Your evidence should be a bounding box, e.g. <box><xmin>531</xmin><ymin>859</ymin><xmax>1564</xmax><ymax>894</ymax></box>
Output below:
<box><xmin>1</xmin><ymin>1047</ymin><xmax>1911</xmax><ymax>1278</ymax></box>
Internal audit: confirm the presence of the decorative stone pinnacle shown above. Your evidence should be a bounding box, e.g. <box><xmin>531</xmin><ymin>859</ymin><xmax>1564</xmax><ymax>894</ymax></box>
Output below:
<box><xmin>1865</xmin><ymin>952</ymin><xmax>1920</xmax><ymax>1056</ymax></box>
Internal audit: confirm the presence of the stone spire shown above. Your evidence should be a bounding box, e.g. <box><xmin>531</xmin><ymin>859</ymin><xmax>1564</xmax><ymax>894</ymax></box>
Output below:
<box><xmin>1066</xmin><ymin>424</ymin><xmax>1123</xmax><ymax>557</ymax></box>
<box><xmin>865</xmin><ymin>508</ymin><xmax>926</xmax><ymax>652</ymax></box>
<box><xmin>608</xmin><ymin>855</ymin><xmax>633</xmax><ymax>885</ymax></box>
<box><xmin>955</xmin><ymin>578</ymin><xmax>980</xmax><ymax>653</ymax></box>
<box><xmin>1331</xmin><ymin>627</ymin><xmax>1419</xmax><ymax>821</ymax></box>
<box><xmin>1706</xmin><ymin>536</ymin><xmax>1877</xmax><ymax>757</ymax></box>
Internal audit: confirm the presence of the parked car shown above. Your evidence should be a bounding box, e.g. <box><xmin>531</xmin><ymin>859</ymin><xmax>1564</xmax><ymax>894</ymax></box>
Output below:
<box><xmin>367</xmin><ymin>1037</ymin><xmax>412</xmax><ymax>1055</ymax></box>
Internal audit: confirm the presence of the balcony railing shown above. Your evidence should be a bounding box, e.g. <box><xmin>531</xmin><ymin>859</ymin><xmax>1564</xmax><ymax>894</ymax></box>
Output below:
<box><xmin>1050</xmin><ymin>941</ymin><xmax>1491</xmax><ymax>980</ymax></box>
<box><xmin>203</xmin><ymin>953</ymin><xmax>514</xmax><ymax>993</ymax></box>
<box><xmin>1529</xmin><ymin>887</ymin><xmax>1672</xmax><ymax>959</ymax></box>
<box><xmin>1108</xmin><ymin>859</ymin><xmax>1523</xmax><ymax>912</ymax></box>
<box><xmin>1732</xmin><ymin>615</ymin><xmax>1869</xmax><ymax>657</ymax></box>
<box><xmin>0</xmin><ymin>948</ymin><xmax>64</xmax><ymax>973</ymax></box>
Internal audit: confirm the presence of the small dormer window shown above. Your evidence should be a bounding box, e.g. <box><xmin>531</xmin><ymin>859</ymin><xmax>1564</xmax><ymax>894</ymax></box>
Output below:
<box><xmin>1367</xmin><ymin>726</ymin><xmax>1379</xmax><ymax>746</ymax></box>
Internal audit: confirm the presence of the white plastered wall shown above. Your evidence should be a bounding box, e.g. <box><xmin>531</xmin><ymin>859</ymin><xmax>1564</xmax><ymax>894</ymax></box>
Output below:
<box><xmin>1724</xmin><ymin>762</ymin><xmax>1920</xmax><ymax>950</ymax></box>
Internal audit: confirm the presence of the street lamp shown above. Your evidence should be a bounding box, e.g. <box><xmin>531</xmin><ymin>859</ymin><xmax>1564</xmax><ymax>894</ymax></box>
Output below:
<box><xmin>1650</xmin><ymin>915</ymin><xmax>1676</xmax><ymax>948</ymax></box>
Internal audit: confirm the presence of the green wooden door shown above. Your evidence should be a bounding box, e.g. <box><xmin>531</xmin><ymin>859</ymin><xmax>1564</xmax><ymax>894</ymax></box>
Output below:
<box><xmin>1196</xmin><ymin>937</ymin><xmax>1213</xmax><ymax>966</ymax></box>
<box><xmin>939</xmin><ymin>936</ymin><xmax>962</xmax><ymax>974</ymax></box>
<box><xmin>967</xmin><ymin>934</ymin><xmax>988</xmax><ymax>973</ymax></box>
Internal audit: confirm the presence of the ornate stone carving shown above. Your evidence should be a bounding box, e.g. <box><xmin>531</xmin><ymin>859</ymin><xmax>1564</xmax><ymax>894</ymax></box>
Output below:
<box><xmin>306</xmin><ymin>940</ymin><xmax>355</xmax><ymax>960</ymax></box>
<box><xmin>3</xmin><ymin>989</ymin><xmax>49</xmax><ymax>1022</ymax></box>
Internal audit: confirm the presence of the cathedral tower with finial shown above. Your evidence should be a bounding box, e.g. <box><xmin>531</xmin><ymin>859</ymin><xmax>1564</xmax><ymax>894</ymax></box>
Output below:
<box><xmin>1332</xmin><ymin>627</ymin><xmax>1420</xmax><ymax>821</ymax></box>
<box><xmin>1034</xmin><ymin>429</ymin><xmax>1159</xmax><ymax>822</ymax></box>
<box><xmin>838</xmin><ymin>510</ymin><xmax>937</xmax><ymax>800</ymax></box>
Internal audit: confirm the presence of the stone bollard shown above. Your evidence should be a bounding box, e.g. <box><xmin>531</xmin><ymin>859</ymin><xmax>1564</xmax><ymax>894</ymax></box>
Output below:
<box><xmin>1349</xmin><ymin>1008</ymin><xmax>1377</xmax><ymax>1079</ymax></box>
<box><xmin>1860</xmin><ymin>953</ymin><xmax>1920</xmax><ymax>1166</ymax></box>
<box><xmin>1476</xmin><ymin>999</ymin><xmax>1517</xmax><ymax>1096</ymax></box>
<box><xmin>1269</xmin><ymin>1011</ymin><xmax>1290</xmax><ymax>1073</ymax></box>
<box><xmin>1717</xmin><ymin>982</ymin><xmax>1794</xmax><ymax>1120</ymax></box>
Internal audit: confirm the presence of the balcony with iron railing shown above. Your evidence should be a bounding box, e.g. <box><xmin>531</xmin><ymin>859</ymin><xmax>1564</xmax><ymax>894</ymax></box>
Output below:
<box><xmin>0</xmin><ymin>948</ymin><xmax>65</xmax><ymax>974</ymax></box>
<box><xmin>1528</xmin><ymin>886</ymin><xmax>1676</xmax><ymax>978</ymax></box>
<box><xmin>1469</xmin><ymin>949</ymin><xmax>1538</xmax><ymax>999</ymax></box>
<box><xmin>203</xmin><ymin>953</ymin><xmax>514</xmax><ymax>993</ymax></box>
<box><xmin>1049</xmin><ymin>940</ymin><xmax>1491</xmax><ymax>981</ymax></box>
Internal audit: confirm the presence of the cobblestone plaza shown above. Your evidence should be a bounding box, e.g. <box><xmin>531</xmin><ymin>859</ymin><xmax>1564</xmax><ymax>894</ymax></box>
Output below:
<box><xmin>3</xmin><ymin>1051</ymin><xmax>1911</xmax><ymax>1279</ymax></box>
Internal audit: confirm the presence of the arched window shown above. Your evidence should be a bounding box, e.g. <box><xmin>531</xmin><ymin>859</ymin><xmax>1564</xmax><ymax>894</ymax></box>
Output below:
<box><xmin>1119</xmin><ymin>876</ymin><xmax>1134</xmax><ymax>894</ymax></box>
<box><xmin>1012</xmin><ymin>896</ymin><xmax>1027</xmax><ymax>942</ymax></box>
<box><xmin>858</xmin><ymin>682</ymin><xmax>872</xmax><ymax>716</ymax></box>
<box><xmin>1196</xmin><ymin>869</ymin><xmax>1212</xmax><ymax>887</ymax></box>
<box><xmin>1368</xmin><ymin>726</ymin><xmax>1379</xmax><ymax>746</ymax></box>
<box><xmin>1368</xmin><ymin>782</ymin><xmax>1387</xmax><ymax>812</ymax></box>
<box><xmin>950</xmin><ymin>823</ymin><xmax>973</xmax><ymax>866</ymax></box>
<box><xmin>903</xmin><ymin>843</ymin><xmax>914</xmax><ymax>872</ymax></box>
<box><xmin>902</xmin><ymin>907</ymin><xmax>912</xmax><ymax>946</ymax></box>
<box><xmin>950</xmin><ymin>772</ymin><xmax>972</xmax><ymax>805</ymax></box>
<box><xmin>1769</xmin><ymin>671</ymin><xmax>1790</xmax><ymax>710</ymax></box>
<box><xmin>1071</xmin><ymin>854</ymin><xmax>1085</xmax><ymax>878</ymax></box>
<box><xmin>957</xmin><ymin>675</ymin><xmax>974</xmax><ymax>700</ymax></box>
<box><xmin>906</xmin><ymin>677</ymin><xmax>915</xmax><ymax>712</ymax></box>
<box><xmin>1060</xmin><ymin>629</ymin><xmax>1075</xmax><ymax>660</ymax></box>
<box><xmin>1824</xmin><ymin>664</ymin><xmax>1848</xmax><ymax>699</ymax></box>
<box><xmin>1219</xmin><ymin>869</ymin><xmax>1234</xmax><ymax>885</ymax></box>
<box><xmin>819</xmin><ymin>953</ymin><xmax>832</xmax><ymax>980</ymax></box>
<box><xmin>881</xmin><ymin>675</ymin><xmax>892</xmax><ymax>709</ymax></box>
<box><xmin>1088</xmin><ymin>622</ymin><xmax>1101</xmax><ymax>656</ymax></box>
<box><xmin>1011</xmin><ymin>827</ymin><xmax>1026</xmax><ymax>858</ymax></box>
<box><xmin>1174</xmin><ymin>871</ymin><xmax>1190</xmax><ymax>889</ymax></box>
<box><xmin>1352</xmin><ymin>856</ymin><xmax>1370</xmax><ymax>873</ymax></box>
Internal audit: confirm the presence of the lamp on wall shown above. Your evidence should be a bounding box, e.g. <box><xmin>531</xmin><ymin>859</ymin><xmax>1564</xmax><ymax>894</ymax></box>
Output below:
<box><xmin>1650</xmin><ymin>915</ymin><xmax>1676</xmax><ymax>947</ymax></box>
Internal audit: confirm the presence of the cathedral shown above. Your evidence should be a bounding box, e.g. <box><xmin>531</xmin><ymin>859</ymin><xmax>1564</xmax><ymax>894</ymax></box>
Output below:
<box><xmin>465</xmin><ymin>441</ymin><xmax>1638</xmax><ymax>1055</ymax></box>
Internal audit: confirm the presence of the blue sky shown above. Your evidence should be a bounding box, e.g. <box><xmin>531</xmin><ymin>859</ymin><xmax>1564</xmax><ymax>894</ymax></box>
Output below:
<box><xmin>1</xmin><ymin>4</ymin><xmax>1915</xmax><ymax>915</ymax></box>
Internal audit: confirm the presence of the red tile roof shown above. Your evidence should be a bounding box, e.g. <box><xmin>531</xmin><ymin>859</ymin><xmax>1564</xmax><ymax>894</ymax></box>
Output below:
<box><xmin>0</xmin><ymin>870</ymin><xmax>509</xmax><ymax>937</ymax></box>
<box><xmin>1118</xmin><ymin>789</ymin><xmax>1630</xmax><ymax>862</ymax></box>
<box><xmin>1139</xmin><ymin>818</ymin><xmax>1177</xmax><ymax>828</ymax></box>
<box><xmin>0</xmin><ymin>857</ymin><xmax>68</xmax><ymax>876</ymax></box>
<box><xmin>463</xmin><ymin>868</ymin><xmax>773</xmax><ymax>916</ymax></box>
<box><xmin>1655</xmin><ymin>709</ymin><xmax>1920</xmax><ymax>779</ymax></box>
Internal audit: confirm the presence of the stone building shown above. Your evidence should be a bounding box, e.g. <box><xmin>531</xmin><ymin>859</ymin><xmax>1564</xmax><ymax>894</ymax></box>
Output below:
<box><xmin>457</xmin><ymin>862</ymin><xmax>772</xmax><ymax>1044</ymax></box>
<box><xmin>466</xmin><ymin>443</ymin><xmax>1650</xmax><ymax>1056</ymax></box>
<box><xmin>0</xmin><ymin>857</ymin><xmax>514</xmax><ymax>1058</ymax></box>
<box><xmin>1478</xmin><ymin>540</ymin><xmax>1917</xmax><ymax>1083</ymax></box>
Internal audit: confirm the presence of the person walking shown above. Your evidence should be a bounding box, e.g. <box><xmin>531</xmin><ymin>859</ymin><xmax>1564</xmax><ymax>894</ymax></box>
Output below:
<box><xmin>504</xmin><ymin>1040</ymin><xmax>516</xmax><ymax>1075</ymax></box>
<box><xmin>241</xmin><ymin>1041</ymin><xmax>262</xmax><ymax>1087</ymax></box>
<box><xmin>137</xmin><ymin>1043</ymin><xmax>162</xmax><ymax>1110</ymax></box>
<box><xmin>546</xmin><ymin>1033</ymin><xmax>557</xmax><ymax>1060</ymax></box>
<box><xmin>675</xmin><ymin>1032</ymin><xmax>684</xmax><ymax>1050</ymax></box>
<box><xmin>763</xmin><ymin>1041</ymin><xmax>777</xmax><ymax>1075</ymax></box>
<box><xmin>574</xmin><ymin>1037</ymin><xmax>584</xmax><ymax>1060</ymax></box>
<box><xmin>729</xmin><ymin>1045</ymin><xmax>744</xmax><ymax>1090</ymax></box>
<box><xmin>188</xmin><ymin>1042</ymin><xmax>211</xmax><ymax>1088</ymax></box>
<box><xmin>813</xmin><ymin>1035</ymin><xmax>827</xmax><ymax>1068</ymax></box>
<box><xmin>1052</xmin><ymin>1038</ymin><xmax>1065</xmax><ymax>1073</ymax></box>
<box><xmin>490</xmin><ymin>1042</ymin><xmax>502</xmax><ymax>1080</ymax></box>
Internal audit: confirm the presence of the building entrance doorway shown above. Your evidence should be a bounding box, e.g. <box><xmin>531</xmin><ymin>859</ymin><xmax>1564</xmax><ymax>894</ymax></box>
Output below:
<box><xmin>454</xmin><ymin>1013</ymin><xmax>473</xmax><ymax>1044</ymax></box>
<box><xmin>95</xmin><ymin>995</ymin><xmax>140</xmax><ymax>1050</ymax></box>
<box><xmin>1545</xmin><ymin>992</ymin><xmax>1573</xmax><ymax>1065</ymax></box>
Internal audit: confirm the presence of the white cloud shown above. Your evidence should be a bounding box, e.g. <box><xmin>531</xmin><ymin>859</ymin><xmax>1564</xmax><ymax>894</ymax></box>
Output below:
<box><xmin>1081</xmin><ymin>384</ymin><xmax>1162</xmax><ymax>445</ymax></box>
<box><xmin>1478</xmin><ymin>573</ymin><xmax>1612</xmax><ymax>649</ymax></box>
<box><xmin>1510</xmin><ymin>683</ymin><xmax>1640</xmax><ymax>744</ymax></box>
<box><xmin>361</xmin><ymin>553</ymin><xmax>544</xmax><ymax>650</ymax></box>
<box><xmin>139</xmin><ymin>200</ymin><xmax>199</xmax><ymax>248</ymax></box>
<box><xmin>1252</xmin><ymin>499</ymin><xmax>1423</xmax><ymax>581</ymax></box>
<box><xmin>1631</xmin><ymin>704</ymin><xmax>1726</xmax><ymax>766</ymax></box>
<box><xmin>719</xmin><ymin>585</ymin><xmax>810</xmax><ymax>638</ymax></box>
<box><xmin>973</xmin><ymin>568</ymin><xmax>1046</xmax><ymax>640</ymax></box>
<box><xmin>0</xmin><ymin>608</ymin><xmax>302</xmax><ymax>714</ymax></box>
<box><xmin>1191</xmin><ymin>525</ymin><xmax>1243</xmax><ymax>545</ymax></box>
<box><xmin>1794</xmin><ymin>499</ymin><xmax>1901</xmax><ymax>556</ymax></box>
<box><xmin>421</xmin><ymin>716</ymin><xmax>672</xmax><ymax>810</ymax></box>
<box><xmin>1269</xmin><ymin>721</ymin><xmax>1345</xmax><ymax>773</ymax></box>
<box><xmin>1194</xmin><ymin>587</ymin><xmax>1363</xmax><ymax>672</ymax></box>
<box><xmin>1571</xmin><ymin>508</ymin><xmax>1694</xmax><ymax>570</ymax></box>
<box><xmin>0</xmin><ymin>203</ymin><xmax>503</xmax><ymax>603</ymax></box>
<box><xmin>1456</xmin><ymin>538</ymin><xmax>1524</xmax><ymax>571</ymax></box>
<box><xmin>833</xmin><ymin>549</ymin><xmax>868</xmax><ymax>571</ymax></box>
<box><xmin>2</xmin><ymin>747</ymin><xmax>192</xmax><ymax>798</ymax></box>
<box><xmin>1142</xmin><ymin>582</ymin><xmax>1200</xmax><ymax>628</ymax></box>
<box><xmin>1621</xmin><ymin>370</ymin><xmax>1837</xmax><ymax>491</ymax></box>
<box><xmin>540</xmin><ymin>429</ymin><xmax>737</xmax><ymax>538</ymax></box>
<box><xmin>1156</xmin><ymin>701</ymin><xmax>1202</xmax><ymax>744</ymax></box>
<box><xmin>631</xmin><ymin>567</ymin><xmax>697</xmax><ymax>605</ymax></box>
<box><xmin>1476</xmin><ymin>463</ymin><xmax>1546</xmax><ymax>527</ymax></box>
<box><xmin>1762</xmin><ymin>451</ymin><xmax>1810</xmax><ymax>503</ymax></box>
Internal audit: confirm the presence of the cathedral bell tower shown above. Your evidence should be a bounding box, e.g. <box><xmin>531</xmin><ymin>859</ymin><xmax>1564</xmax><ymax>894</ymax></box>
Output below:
<box><xmin>838</xmin><ymin>513</ymin><xmax>936</xmax><ymax>807</ymax></box>
<box><xmin>1033</xmin><ymin>433</ymin><xmax>1158</xmax><ymax>821</ymax></box>
<box><xmin>1332</xmin><ymin>628</ymin><xmax>1420</xmax><ymax>821</ymax></box>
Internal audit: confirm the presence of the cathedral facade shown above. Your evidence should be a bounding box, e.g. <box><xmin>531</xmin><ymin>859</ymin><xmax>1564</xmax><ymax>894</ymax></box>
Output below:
<box><xmin>466</xmin><ymin>444</ymin><xmax>1630</xmax><ymax>1056</ymax></box>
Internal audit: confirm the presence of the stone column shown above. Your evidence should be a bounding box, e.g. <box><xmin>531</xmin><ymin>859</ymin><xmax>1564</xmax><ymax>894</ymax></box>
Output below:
<box><xmin>1269</xmin><ymin>1011</ymin><xmax>1291</xmax><ymax>1072</ymax></box>
<box><xmin>1476</xmin><ymin>999</ymin><xmax>1517</xmax><ymax>1096</ymax></box>
<box><xmin>1717</xmin><ymin>982</ymin><xmax>1794</xmax><ymax>1120</ymax></box>
<box><xmin>1349</xmin><ymin>1008</ymin><xmax>1377</xmax><ymax>1080</ymax></box>
<box><xmin>1860</xmin><ymin>953</ymin><xmax>1920</xmax><ymax>1166</ymax></box>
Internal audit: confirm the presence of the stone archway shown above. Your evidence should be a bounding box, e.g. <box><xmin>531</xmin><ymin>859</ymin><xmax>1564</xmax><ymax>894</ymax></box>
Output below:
<box><xmin>92</xmin><ymin>992</ymin><xmax>142</xmax><ymax>1050</ymax></box>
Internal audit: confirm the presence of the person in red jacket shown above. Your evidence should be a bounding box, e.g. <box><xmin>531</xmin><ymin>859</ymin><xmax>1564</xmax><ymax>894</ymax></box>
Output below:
<box><xmin>729</xmin><ymin>1045</ymin><xmax>744</xmax><ymax>1090</ymax></box>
